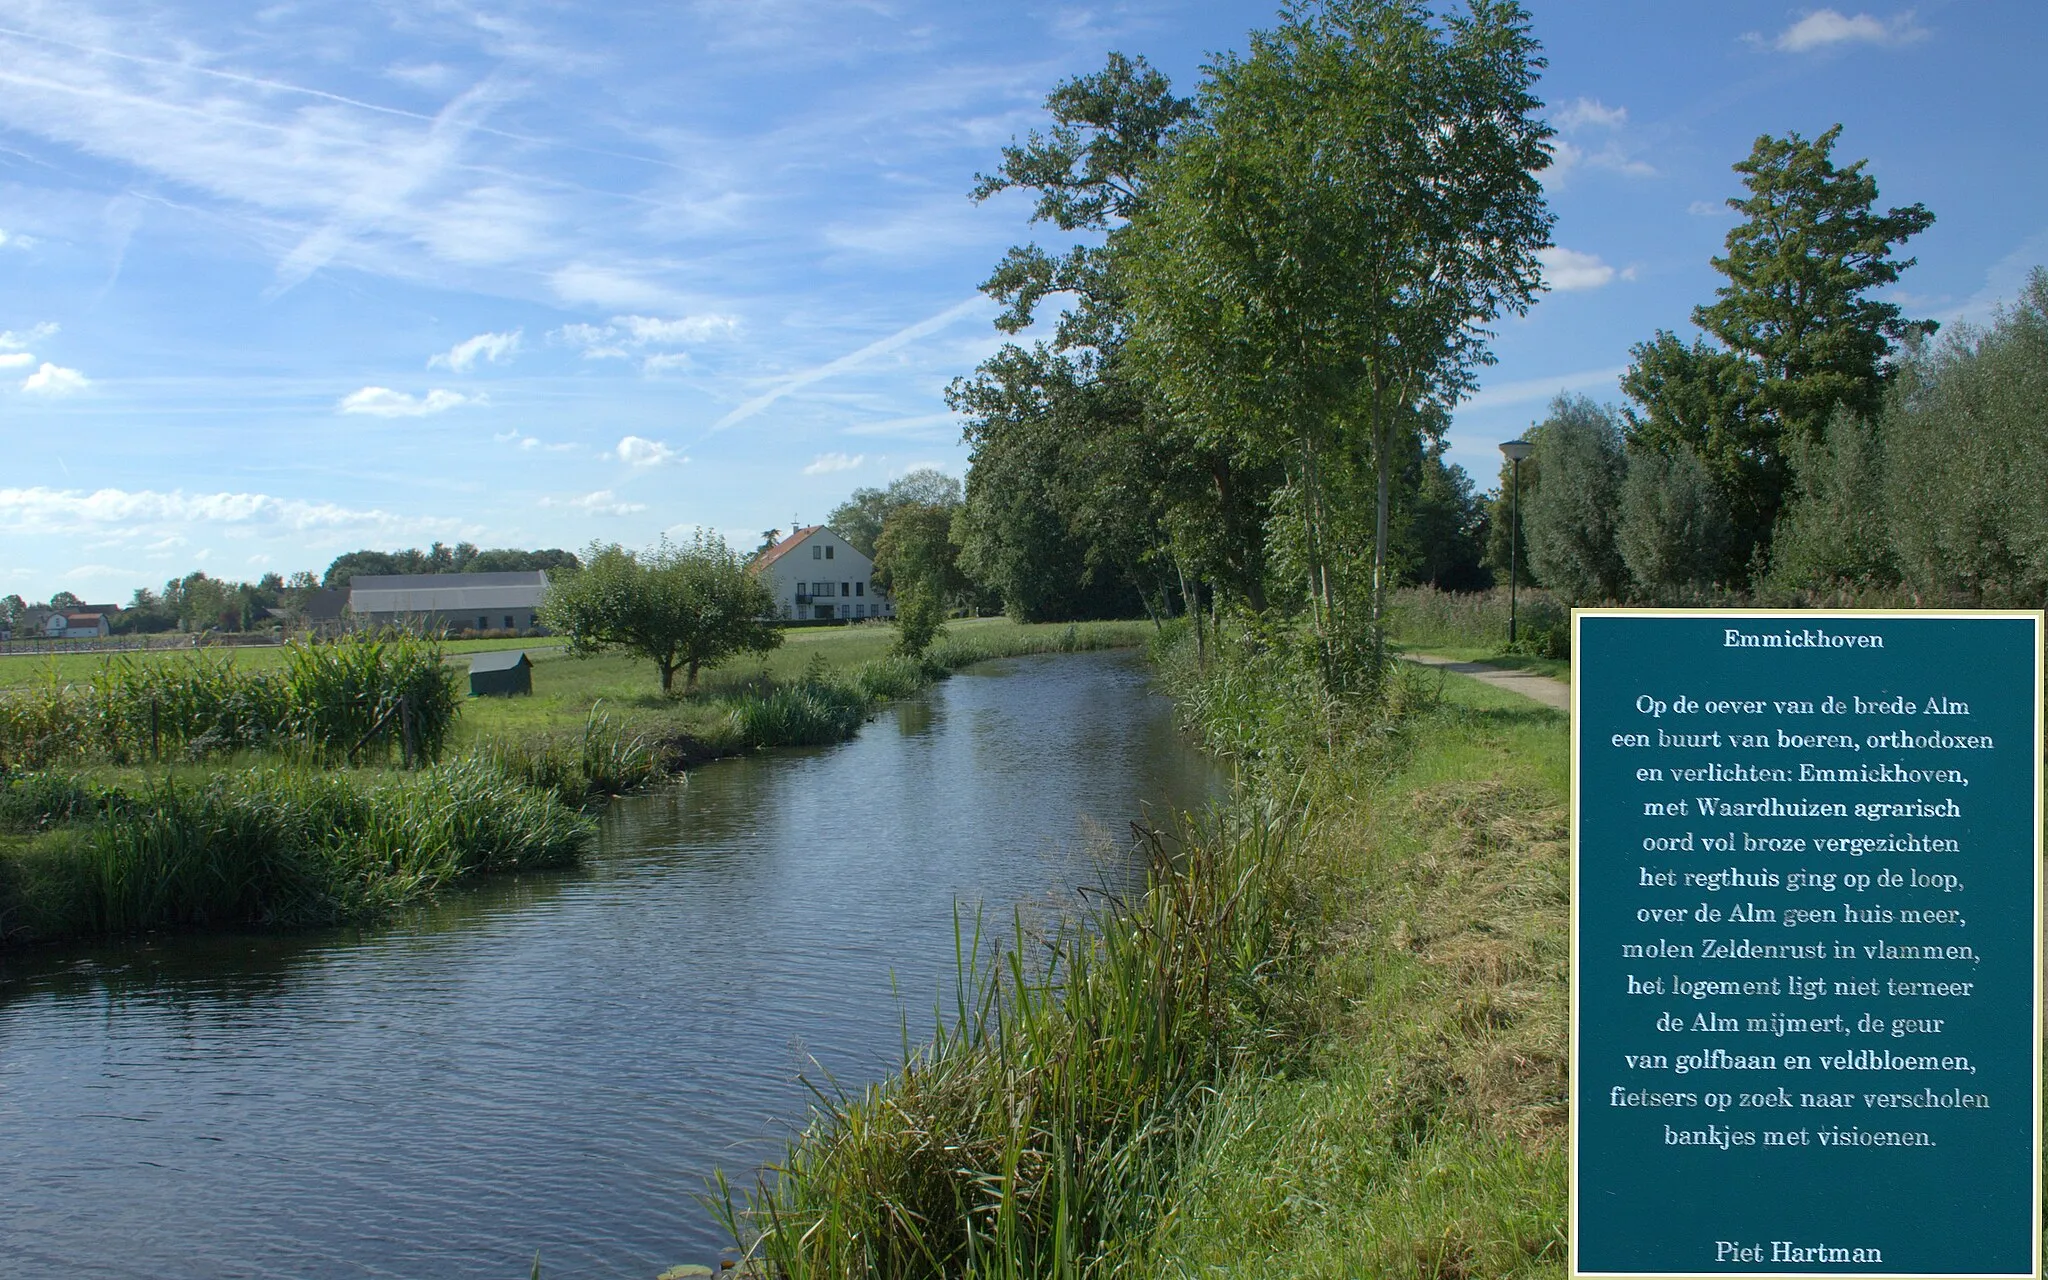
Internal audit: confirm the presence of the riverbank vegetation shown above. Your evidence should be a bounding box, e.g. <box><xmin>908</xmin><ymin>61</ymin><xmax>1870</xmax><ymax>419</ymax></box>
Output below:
<box><xmin>719</xmin><ymin>621</ymin><xmax>1568</xmax><ymax>1275</ymax></box>
<box><xmin>0</xmin><ymin>619</ymin><xmax>1152</xmax><ymax>947</ymax></box>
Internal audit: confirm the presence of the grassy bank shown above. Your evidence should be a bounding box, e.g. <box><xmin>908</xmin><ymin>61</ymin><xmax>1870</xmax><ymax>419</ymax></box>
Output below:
<box><xmin>0</xmin><ymin>619</ymin><xmax>1154</xmax><ymax>947</ymax></box>
<box><xmin>719</xmin><ymin>628</ymin><xmax>1569</xmax><ymax>1275</ymax></box>
<box><xmin>0</xmin><ymin>760</ymin><xmax>590</xmax><ymax>946</ymax></box>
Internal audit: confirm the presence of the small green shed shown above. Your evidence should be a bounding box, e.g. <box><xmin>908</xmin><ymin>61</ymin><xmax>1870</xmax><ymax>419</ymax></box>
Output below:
<box><xmin>468</xmin><ymin>649</ymin><xmax>533</xmax><ymax>697</ymax></box>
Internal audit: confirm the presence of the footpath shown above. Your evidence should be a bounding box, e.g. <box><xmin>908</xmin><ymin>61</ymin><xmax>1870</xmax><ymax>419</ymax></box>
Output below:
<box><xmin>1403</xmin><ymin>652</ymin><xmax>1570</xmax><ymax>711</ymax></box>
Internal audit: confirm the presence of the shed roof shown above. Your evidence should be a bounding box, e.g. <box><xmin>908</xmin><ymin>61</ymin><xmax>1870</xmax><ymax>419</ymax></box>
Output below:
<box><xmin>467</xmin><ymin>649</ymin><xmax>532</xmax><ymax>673</ymax></box>
<box><xmin>351</xmin><ymin>571</ymin><xmax>548</xmax><ymax>615</ymax></box>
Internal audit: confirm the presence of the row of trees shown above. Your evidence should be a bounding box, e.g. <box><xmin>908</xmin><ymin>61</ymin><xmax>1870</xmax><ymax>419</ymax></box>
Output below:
<box><xmin>1515</xmin><ymin>269</ymin><xmax>2048</xmax><ymax>605</ymax></box>
<box><xmin>320</xmin><ymin>543</ymin><xmax>579</xmax><ymax>588</ymax></box>
<box><xmin>947</xmin><ymin>0</ymin><xmax>1530</xmax><ymax>665</ymax></box>
<box><xmin>1503</xmin><ymin>119</ymin><xmax>2048</xmax><ymax>607</ymax></box>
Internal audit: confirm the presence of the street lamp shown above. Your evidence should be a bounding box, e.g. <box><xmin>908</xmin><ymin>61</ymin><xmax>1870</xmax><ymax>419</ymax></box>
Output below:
<box><xmin>1498</xmin><ymin>439</ymin><xmax>1535</xmax><ymax>646</ymax></box>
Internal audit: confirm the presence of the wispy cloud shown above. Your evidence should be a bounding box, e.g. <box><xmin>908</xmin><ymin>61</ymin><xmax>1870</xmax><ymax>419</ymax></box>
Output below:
<box><xmin>616</xmin><ymin>435</ymin><xmax>685</xmax><ymax>467</ymax></box>
<box><xmin>0</xmin><ymin>352</ymin><xmax>34</xmax><ymax>370</ymax></box>
<box><xmin>540</xmin><ymin>489</ymin><xmax>646</xmax><ymax>515</ymax></box>
<box><xmin>1554</xmin><ymin>97</ymin><xmax>1627</xmax><ymax>131</ymax></box>
<box><xmin>1460</xmin><ymin>366</ymin><xmax>1629</xmax><ymax>413</ymax></box>
<box><xmin>555</xmin><ymin>313</ymin><xmax>741</xmax><ymax>362</ymax></box>
<box><xmin>1749</xmin><ymin>9</ymin><xmax>1930</xmax><ymax>53</ymax></box>
<box><xmin>21</xmin><ymin>362</ymin><xmax>89</xmax><ymax>395</ymax></box>
<box><xmin>337</xmin><ymin>386</ymin><xmax>479</xmax><ymax>416</ymax></box>
<box><xmin>0</xmin><ymin>485</ymin><xmax>452</xmax><ymax>535</ymax></box>
<box><xmin>1688</xmin><ymin>199</ymin><xmax>1730</xmax><ymax>217</ymax></box>
<box><xmin>1549</xmin><ymin>137</ymin><xmax>1656</xmax><ymax>182</ymax></box>
<box><xmin>1540</xmin><ymin>247</ymin><xmax>1632</xmax><ymax>292</ymax></box>
<box><xmin>429</xmin><ymin>329</ymin><xmax>522</xmax><ymax>372</ymax></box>
<box><xmin>803</xmin><ymin>451</ymin><xmax>864</xmax><ymax>474</ymax></box>
<box><xmin>700</xmin><ymin>295</ymin><xmax>990</xmax><ymax>438</ymax></box>
<box><xmin>0</xmin><ymin>322</ymin><xmax>57</xmax><ymax>350</ymax></box>
<box><xmin>842</xmin><ymin>411</ymin><xmax>960</xmax><ymax>439</ymax></box>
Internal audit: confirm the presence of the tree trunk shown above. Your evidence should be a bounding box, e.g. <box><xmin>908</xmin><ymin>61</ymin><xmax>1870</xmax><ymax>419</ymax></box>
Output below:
<box><xmin>686</xmin><ymin>658</ymin><xmax>702</xmax><ymax>693</ymax></box>
<box><xmin>658</xmin><ymin>659</ymin><xmax>675</xmax><ymax>693</ymax></box>
<box><xmin>1372</xmin><ymin>394</ymin><xmax>1390</xmax><ymax>624</ymax></box>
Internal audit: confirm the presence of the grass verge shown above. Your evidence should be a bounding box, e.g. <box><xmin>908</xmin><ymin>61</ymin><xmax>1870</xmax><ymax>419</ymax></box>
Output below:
<box><xmin>717</xmin><ymin>632</ymin><xmax>1569</xmax><ymax>1276</ymax></box>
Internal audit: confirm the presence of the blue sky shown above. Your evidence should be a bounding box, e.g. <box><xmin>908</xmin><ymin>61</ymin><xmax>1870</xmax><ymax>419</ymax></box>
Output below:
<box><xmin>3</xmin><ymin>1</ymin><xmax>2043</xmax><ymax>603</ymax></box>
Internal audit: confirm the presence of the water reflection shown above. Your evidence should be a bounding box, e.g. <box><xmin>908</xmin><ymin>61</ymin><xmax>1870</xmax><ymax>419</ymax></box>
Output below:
<box><xmin>0</xmin><ymin>650</ymin><xmax>1221</xmax><ymax>1278</ymax></box>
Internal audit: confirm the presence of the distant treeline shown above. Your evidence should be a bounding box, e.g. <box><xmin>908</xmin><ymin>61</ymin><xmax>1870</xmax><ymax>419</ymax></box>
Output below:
<box><xmin>9</xmin><ymin>542</ymin><xmax>582</xmax><ymax>636</ymax></box>
<box><xmin>320</xmin><ymin>542</ymin><xmax>580</xmax><ymax>588</ymax></box>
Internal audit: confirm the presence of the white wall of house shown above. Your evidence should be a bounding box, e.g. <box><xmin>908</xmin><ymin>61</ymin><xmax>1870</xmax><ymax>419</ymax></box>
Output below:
<box><xmin>43</xmin><ymin>612</ymin><xmax>111</xmax><ymax>638</ymax></box>
<box><xmin>751</xmin><ymin>527</ymin><xmax>892</xmax><ymax>621</ymax></box>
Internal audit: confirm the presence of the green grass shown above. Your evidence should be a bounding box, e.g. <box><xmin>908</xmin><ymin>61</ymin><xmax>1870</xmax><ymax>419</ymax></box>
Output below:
<box><xmin>0</xmin><ymin>759</ymin><xmax>591</xmax><ymax>946</ymax></box>
<box><xmin>1127</xmin><ymin>670</ymin><xmax>1568</xmax><ymax>1276</ymax></box>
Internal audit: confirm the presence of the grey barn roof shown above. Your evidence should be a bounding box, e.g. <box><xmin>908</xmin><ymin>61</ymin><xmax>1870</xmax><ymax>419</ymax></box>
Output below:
<box><xmin>349</xmin><ymin>571</ymin><xmax>548</xmax><ymax>615</ymax></box>
<box><xmin>467</xmin><ymin>650</ymin><xmax>532</xmax><ymax>673</ymax></box>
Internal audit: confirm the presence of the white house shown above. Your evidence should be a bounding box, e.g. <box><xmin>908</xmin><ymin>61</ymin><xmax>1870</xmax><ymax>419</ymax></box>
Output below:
<box><xmin>749</xmin><ymin>526</ymin><xmax>892</xmax><ymax>621</ymax></box>
<box><xmin>44</xmin><ymin>612</ymin><xmax>111</xmax><ymax>638</ymax></box>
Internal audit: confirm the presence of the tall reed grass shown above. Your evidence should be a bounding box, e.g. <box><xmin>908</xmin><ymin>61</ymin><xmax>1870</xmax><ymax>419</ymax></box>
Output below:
<box><xmin>0</xmin><ymin>633</ymin><xmax>461</xmax><ymax>770</ymax></box>
<box><xmin>0</xmin><ymin>760</ymin><xmax>588</xmax><ymax>945</ymax></box>
<box><xmin>719</xmin><ymin>806</ymin><xmax>1312</xmax><ymax>1276</ymax></box>
<box><xmin>477</xmin><ymin>708</ymin><xmax>658</xmax><ymax>806</ymax></box>
<box><xmin>1381</xmin><ymin>584</ymin><xmax>1569</xmax><ymax>655</ymax></box>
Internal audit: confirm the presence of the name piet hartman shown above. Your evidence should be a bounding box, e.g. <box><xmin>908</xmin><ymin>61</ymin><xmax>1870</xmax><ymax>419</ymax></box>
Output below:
<box><xmin>1715</xmin><ymin>1240</ymin><xmax>1884</xmax><ymax>1264</ymax></box>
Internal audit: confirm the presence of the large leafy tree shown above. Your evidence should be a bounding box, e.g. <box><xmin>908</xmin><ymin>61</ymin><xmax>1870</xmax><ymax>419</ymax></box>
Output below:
<box><xmin>1623</xmin><ymin>125</ymin><xmax>1934</xmax><ymax>577</ymax></box>
<box><xmin>540</xmin><ymin>534</ymin><xmax>780</xmax><ymax>694</ymax></box>
<box><xmin>825</xmin><ymin>468</ymin><xmax>963</xmax><ymax>559</ymax></box>
<box><xmin>1124</xmin><ymin>0</ymin><xmax>1553</xmax><ymax>626</ymax></box>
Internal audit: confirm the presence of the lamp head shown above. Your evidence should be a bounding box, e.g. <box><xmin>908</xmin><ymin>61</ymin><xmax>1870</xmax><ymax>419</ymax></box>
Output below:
<box><xmin>1498</xmin><ymin>439</ymin><xmax>1535</xmax><ymax>462</ymax></box>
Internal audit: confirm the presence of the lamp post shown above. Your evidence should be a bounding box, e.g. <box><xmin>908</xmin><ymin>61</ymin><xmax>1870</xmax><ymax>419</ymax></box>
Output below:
<box><xmin>1498</xmin><ymin>439</ymin><xmax>1534</xmax><ymax>646</ymax></box>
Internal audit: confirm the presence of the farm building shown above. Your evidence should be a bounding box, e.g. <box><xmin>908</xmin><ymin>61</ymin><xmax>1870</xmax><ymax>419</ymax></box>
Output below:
<box><xmin>42</xmin><ymin>612</ymin><xmax>111</xmax><ymax>638</ymax></box>
<box><xmin>467</xmin><ymin>650</ymin><xmax>533</xmax><ymax>697</ymax></box>
<box><xmin>348</xmin><ymin>572</ymin><xmax>548</xmax><ymax>633</ymax></box>
<box><xmin>748</xmin><ymin>526</ymin><xmax>892</xmax><ymax>621</ymax></box>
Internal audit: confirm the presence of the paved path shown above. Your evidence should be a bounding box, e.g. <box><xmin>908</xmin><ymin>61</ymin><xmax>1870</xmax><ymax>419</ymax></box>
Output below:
<box><xmin>1403</xmin><ymin>652</ymin><xmax>1571</xmax><ymax>712</ymax></box>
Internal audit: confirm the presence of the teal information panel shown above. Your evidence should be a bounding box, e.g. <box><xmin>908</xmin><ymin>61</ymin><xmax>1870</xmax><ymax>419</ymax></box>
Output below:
<box><xmin>1572</xmin><ymin>611</ymin><xmax>2041</xmax><ymax>1278</ymax></box>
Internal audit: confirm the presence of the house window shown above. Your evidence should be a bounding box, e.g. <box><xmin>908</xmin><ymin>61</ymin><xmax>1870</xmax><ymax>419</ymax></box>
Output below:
<box><xmin>478</xmin><ymin>615</ymin><xmax>488</xmax><ymax>630</ymax></box>
<box><xmin>855</xmin><ymin>582</ymin><xmax>864</xmax><ymax>596</ymax></box>
<box><xmin>825</xmin><ymin>545</ymin><xmax>834</xmax><ymax>559</ymax></box>
<box><xmin>813</xmin><ymin>545</ymin><xmax>822</xmax><ymax>559</ymax></box>
<box><xmin>505</xmin><ymin>615</ymin><xmax>515</xmax><ymax>629</ymax></box>
<box><xmin>841</xmin><ymin>582</ymin><xmax>850</xmax><ymax>597</ymax></box>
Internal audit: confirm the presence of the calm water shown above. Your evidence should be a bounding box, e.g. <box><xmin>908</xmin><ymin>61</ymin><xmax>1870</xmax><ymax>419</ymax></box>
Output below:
<box><xmin>0</xmin><ymin>650</ymin><xmax>1221</xmax><ymax>1278</ymax></box>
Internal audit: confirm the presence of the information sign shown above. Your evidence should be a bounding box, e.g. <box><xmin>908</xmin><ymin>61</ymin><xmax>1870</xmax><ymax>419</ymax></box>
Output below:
<box><xmin>1572</xmin><ymin>610</ymin><xmax>2042</xmax><ymax>1278</ymax></box>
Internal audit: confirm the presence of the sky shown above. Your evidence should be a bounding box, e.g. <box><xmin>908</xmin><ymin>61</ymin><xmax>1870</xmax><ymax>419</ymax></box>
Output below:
<box><xmin>2</xmin><ymin>0</ymin><xmax>2044</xmax><ymax>604</ymax></box>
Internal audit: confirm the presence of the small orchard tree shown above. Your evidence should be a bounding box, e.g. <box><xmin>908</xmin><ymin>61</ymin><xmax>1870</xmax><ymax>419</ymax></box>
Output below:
<box><xmin>541</xmin><ymin>533</ymin><xmax>781</xmax><ymax>694</ymax></box>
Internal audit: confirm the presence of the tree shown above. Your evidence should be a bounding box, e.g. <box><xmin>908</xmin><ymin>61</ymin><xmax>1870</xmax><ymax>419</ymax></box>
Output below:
<box><xmin>48</xmin><ymin>590</ymin><xmax>83</xmax><ymax>611</ymax></box>
<box><xmin>892</xmin><ymin>581</ymin><xmax>948</xmax><ymax>657</ymax></box>
<box><xmin>1523</xmin><ymin>395</ymin><xmax>1627</xmax><ymax>602</ymax></box>
<box><xmin>826</xmin><ymin>469</ymin><xmax>964</xmax><ymax>559</ymax></box>
<box><xmin>1617</xmin><ymin>441</ymin><xmax>1729</xmax><ymax>597</ymax></box>
<box><xmin>540</xmin><ymin>534</ymin><xmax>782</xmax><ymax>694</ymax></box>
<box><xmin>1624</xmin><ymin>125</ymin><xmax>1934</xmax><ymax>578</ymax></box>
<box><xmin>872</xmin><ymin>503</ymin><xmax>966</xmax><ymax>601</ymax></box>
<box><xmin>1124</xmin><ymin>0</ymin><xmax>1553</xmax><ymax>629</ymax></box>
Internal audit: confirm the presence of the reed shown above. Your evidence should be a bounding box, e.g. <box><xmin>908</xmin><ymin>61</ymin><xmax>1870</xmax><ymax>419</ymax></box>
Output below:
<box><xmin>0</xmin><ymin>761</ymin><xmax>589</xmax><ymax>945</ymax></box>
<box><xmin>0</xmin><ymin>632</ymin><xmax>461</xmax><ymax>771</ymax></box>
<box><xmin>477</xmin><ymin>708</ymin><xmax>657</xmax><ymax>806</ymax></box>
<box><xmin>719</xmin><ymin>794</ymin><xmax>1316</xmax><ymax>1276</ymax></box>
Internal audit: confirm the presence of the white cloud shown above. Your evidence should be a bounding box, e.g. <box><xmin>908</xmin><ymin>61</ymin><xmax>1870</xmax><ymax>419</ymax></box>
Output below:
<box><xmin>540</xmin><ymin>489</ymin><xmax>646</xmax><ymax>516</ymax></box>
<box><xmin>429</xmin><ymin>329</ymin><xmax>522</xmax><ymax>372</ymax></box>
<box><xmin>616</xmin><ymin>435</ymin><xmax>684</xmax><ymax>467</ymax></box>
<box><xmin>21</xmin><ymin>362</ymin><xmax>90</xmax><ymax>395</ymax></box>
<box><xmin>550</xmin><ymin>264</ymin><xmax>692</xmax><ymax>312</ymax></box>
<box><xmin>553</xmin><ymin>313</ymin><xmax>741</xmax><ymax>362</ymax></box>
<box><xmin>842</xmin><ymin>411</ymin><xmax>960</xmax><ymax>439</ymax></box>
<box><xmin>0</xmin><ymin>323</ymin><xmax>57</xmax><ymax>350</ymax></box>
<box><xmin>1460</xmin><ymin>366</ymin><xmax>1628</xmax><ymax>413</ymax></box>
<box><xmin>803</xmin><ymin>451</ymin><xmax>865</xmax><ymax>474</ymax></box>
<box><xmin>615</xmin><ymin>314</ymin><xmax>738</xmax><ymax>344</ymax></box>
<box><xmin>1688</xmin><ymin>199</ymin><xmax>1729</xmax><ymax>217</ymax></box>
<box><xmin>1754</xmin><ymin>9</ymin><xmax>1929</xmax><ymax>52</ymax></box>
<box><xmin>1555</xmin><ymin>97</ymin><xmax>1627</xmax><ymax>130</ymax></box>
<box><xmin>642</xmin><ymin>352</ymin><xmax>693</xmax><ymax>375</ymax></box>
<box><xmin>0</xmin><ymin>485</ymin><xmax>453</xmax><ymax>536</ymax></box>
<box><xmin>700</xmin><ymin>295</ymin><xmax>990</xmax><ymax>439</ymax></box>
<box><xmin>0</xmin><ymin>353</ymin><xmax>34</xmax><ymax>370</ymax></box>
<box><xmin>336</xmin><ymin>386</ymin><xmax>479</xmax><ymax>416</ymax></box>
<box><xmin>1540</xmin><ymin>247</ymin><xmax>1620</xmax><ymax>292</ymax></box>
<box><xmin>1547</xmin><ymin>138</ymin><xmax>1656</xmax><ymax>184</ymax></box>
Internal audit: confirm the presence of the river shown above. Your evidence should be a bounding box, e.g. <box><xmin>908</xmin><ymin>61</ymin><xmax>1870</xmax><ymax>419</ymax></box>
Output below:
<box><xmin>0</xmin><ymin>649</ymin><xmax>1221</xmax><ymax>1278</ymax></box>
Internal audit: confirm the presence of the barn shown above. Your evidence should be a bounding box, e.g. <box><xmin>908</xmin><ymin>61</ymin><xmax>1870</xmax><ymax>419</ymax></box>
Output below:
<box><xmin>468</xmin><ymin>650</ymin><xmax>533</xmax><ymax>697</ymax></box>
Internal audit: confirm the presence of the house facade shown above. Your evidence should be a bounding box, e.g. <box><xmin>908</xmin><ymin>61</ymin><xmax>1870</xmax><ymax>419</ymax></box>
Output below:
<box><xmin>347</xmin><ymin>571</ymin><xmax>549</xmax><ymax>632</ymax></box>
<box><xmin>749</xmin><ymin>526</ymin><xmax>892</xmax><ymax>621</ymax></box>
<box><xmin>42</xmin><ymin>612</ymin><xmax>111</xmax><ymax>639</ymax></box>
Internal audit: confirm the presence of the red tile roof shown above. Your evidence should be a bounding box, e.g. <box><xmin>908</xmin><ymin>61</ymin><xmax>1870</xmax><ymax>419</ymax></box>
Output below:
<box><xmin>748</xmin><ymin>525</ymin><xmax>825</xmax><ymax>573</ymax></box>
